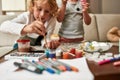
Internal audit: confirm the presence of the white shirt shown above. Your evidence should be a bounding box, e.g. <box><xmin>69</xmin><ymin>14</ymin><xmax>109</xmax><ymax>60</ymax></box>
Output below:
<box><xmin>57</xmin><ymin>0</ymin><xmax>84</xmax><ymax>38</ymax></box>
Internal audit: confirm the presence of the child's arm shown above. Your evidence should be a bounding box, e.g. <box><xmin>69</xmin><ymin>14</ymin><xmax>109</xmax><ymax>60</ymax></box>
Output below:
<box><xmin>56</xmin><ymin>0</ymin><xmax>68</xmax><ymax>22</ymax></box>
<box><xmin>81</xmin><ymin>1</ymin><xmax>91</xmax><ymax>25</ymax></box>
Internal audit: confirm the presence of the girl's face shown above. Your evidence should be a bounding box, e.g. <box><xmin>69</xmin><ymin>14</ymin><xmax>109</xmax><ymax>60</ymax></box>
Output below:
<box><xmin>33</xmin><ymin>0</ymin><xmax>51</xmax><ymax>23</ymax></box>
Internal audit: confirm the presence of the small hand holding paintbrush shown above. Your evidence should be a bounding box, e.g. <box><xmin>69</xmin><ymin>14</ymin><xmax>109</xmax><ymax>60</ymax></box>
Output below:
<box><xmin>37</xmin><ymin>17</ymin><xmax>49</xmax><ymax>49</ymax></box>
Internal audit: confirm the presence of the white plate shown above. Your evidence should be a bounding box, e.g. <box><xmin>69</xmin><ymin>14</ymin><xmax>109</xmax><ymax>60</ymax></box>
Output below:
<box><xmin>80</xmin><ymin>41</ymin><xmax>113</xmax><ymax>53</ymax></box>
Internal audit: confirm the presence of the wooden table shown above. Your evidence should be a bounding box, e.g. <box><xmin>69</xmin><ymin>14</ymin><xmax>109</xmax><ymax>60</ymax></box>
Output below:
<box><xmin>87</xmin><ymin>46</ymin><xmax>120</xmax><ymax>80</ymax></box>
<box><xmin>0</xmin><ymin>46</ymin><xmax>120</xmax><ymax>80</ymax></box>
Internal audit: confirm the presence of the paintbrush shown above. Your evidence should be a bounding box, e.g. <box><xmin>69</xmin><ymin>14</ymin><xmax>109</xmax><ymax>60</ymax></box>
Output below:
<box><xmin>38</xmin><ymin>17</ymin><xmax>48</xmax><ymax>49</ymax></box>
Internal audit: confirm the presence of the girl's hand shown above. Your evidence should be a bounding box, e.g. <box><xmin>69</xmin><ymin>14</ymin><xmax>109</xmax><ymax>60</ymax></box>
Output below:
<box><xmin>81</xmin><ymin>1</ymin><xmax>89</xmax><ymax>12</ymax></box>
<box><xmin>22</xmin><ymin>20</ymin><xmax>46</xmax><ymax>36</ymax></box>
<box><xmin>45</xmin><ymin>40</ymin><xmax>60</xmax><ymax>49</ymax></box>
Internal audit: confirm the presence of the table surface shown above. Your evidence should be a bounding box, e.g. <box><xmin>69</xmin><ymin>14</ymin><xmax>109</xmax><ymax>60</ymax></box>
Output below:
<box><xmin>0</xmin><ymin>45</ymin><xmax>120</xmax><ymax>80</ymax></box>
<box><xmin>87</xmin><ymin>46</ymin><xmax>120</xmax><ymax>80</ymax></box>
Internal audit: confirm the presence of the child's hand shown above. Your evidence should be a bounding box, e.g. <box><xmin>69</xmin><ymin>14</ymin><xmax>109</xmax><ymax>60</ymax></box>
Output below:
<box><xmin>81</xmin><ymin>1</ymin><xmax>89</xmax><ymax>12</ymax></box>
<box><xmin>22</xmin><ymin>20</ymin><xmax>46</xmax><ymax>36</ymax></box>
<box><xmin>45</xmin><ymin>40</ymin><xmax>60</xmax><ymax>49</ymax></box>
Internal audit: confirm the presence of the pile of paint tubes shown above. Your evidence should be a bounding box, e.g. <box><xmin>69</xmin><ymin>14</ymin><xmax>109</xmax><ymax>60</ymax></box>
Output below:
<box><xmin>44</xmin><ymin>48</ymin><xmax>84</xmax><ymax>59</ymax></box>
<box><xmin>45</xmin><ymin>49</ymin><xmax>62</xmax><ymax>59</ymax></box>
